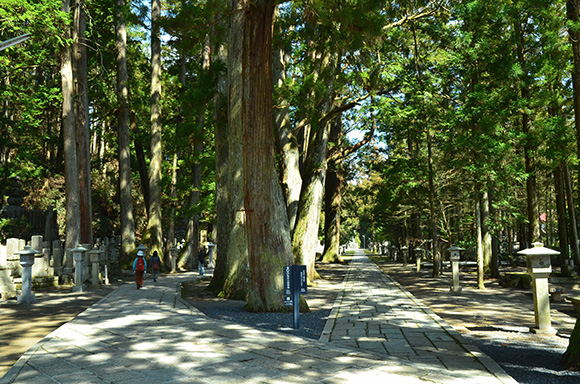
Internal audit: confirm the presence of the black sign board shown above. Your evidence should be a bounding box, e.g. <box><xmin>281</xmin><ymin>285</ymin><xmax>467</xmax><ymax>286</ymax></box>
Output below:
<box><xmin>283</xmin><ymin>265</ymin><xmax>308</xmax><ymax>327</ymax></box>
<box><xmin>296</xmin><ymin>265</ymin><xmax>307</xmax><ymax>294</ymax></box>
<box><xmin>284</xmin><ymin>266</ymin><xmax>292</xmax><ymax>296</ymax></box>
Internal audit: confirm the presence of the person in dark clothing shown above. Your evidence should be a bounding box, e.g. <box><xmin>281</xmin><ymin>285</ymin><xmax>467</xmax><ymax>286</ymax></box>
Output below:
<box><xmin>198</xmin><ymin>246</ymin><xmax>207</xmax><ymax>276</ymax></box>
<box><xmin>150</xmin><ymin>250</ymin><xmax>161</xmax><ymax>282</ymax></box>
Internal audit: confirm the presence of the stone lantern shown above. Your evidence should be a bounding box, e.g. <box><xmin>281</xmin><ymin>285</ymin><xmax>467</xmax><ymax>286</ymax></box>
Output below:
<box><xmin>15</xmin><ymin>245</ymin><xmax>39</xmax><ymax>304</ymax></box>
<box><xmin>71</xmin><ymin>245</ymin><xmax>88</xmax><ymax>293</ymax></box>
<box><xmin>414</xmin><ymin>247</ymin><xmax>423</xmax><ymax>272</ymax></box>
<box><xmin>87</xmin><ymin>247</ymin><xmax>102</xmax><ymax>287</ymax></box>
<box><xmin>168</xmin><ymin>246</ymin><xmax>178</xmax><ymax>273</ymax></box>
<box><xmin>517</xmin><ymin>242</ymin><xmax>559</xmax><ymax>334</ymax></box>
<box><xmin>207</xmin><ymin>242</ymin><xmax>216</xmax><ymax>268</ymax></box>
<box><xmin>448</xmin><ymin>246</ymin><xmax>464</xmax><ymax>292</ymax></box>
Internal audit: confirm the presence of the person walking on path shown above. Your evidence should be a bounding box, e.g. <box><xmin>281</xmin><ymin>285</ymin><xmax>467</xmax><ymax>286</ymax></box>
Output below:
<box><xmin>198</xmin><ymin>246</ymin><xmax>206</xmax><ymax>276</ymax></box>
<box><xmin>133</xmin><ymin>250</ymin><xmax>147</xmax><ymax>289</ymax></box>
<box><xmin>150</xmin><ymin>250</ymin><xmax>161</xmax><ymax>282</ymax></box>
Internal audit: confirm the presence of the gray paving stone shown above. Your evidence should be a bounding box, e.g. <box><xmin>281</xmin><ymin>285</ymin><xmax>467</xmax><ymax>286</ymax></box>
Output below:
<box><xmin>1</xmin><ymin>254</ymin><xmax>519</xmax><ymax>384</ymax></box>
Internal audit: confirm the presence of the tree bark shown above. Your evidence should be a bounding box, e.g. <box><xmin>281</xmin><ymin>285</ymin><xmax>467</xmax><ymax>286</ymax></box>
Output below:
<box><xmin>564</xmin><ymin>164</ymin><xmax>580</xmax><ymax>266</ymax></box>
<box><xmin>131</xmin><ymin>113</ymin><xmax>150</xmax><ymax>217</ymax></box>
<box><xmin>208</xmin><ymin>0</ymin><xmax>251</xmax><ymax>299</ymax></box>
<box><xmin>61</xmin><ymin>0</ymin><xmax>81</xmax><ymax>253</ymax></box>
<box><xmin>427</xmin><ymin>123</ymin><xmax>439</xmax><ymax>277</ymax></box>
<box><xmin>166</xmin><ymin>152</ymin><xmax>178</xmax><ymax>270</ymax></box>
<box><xmin>146</xmin><ymin>0</ymin><xmax>163</xmax><ymax>255</ymax></box>
<box><xmin>115</xmin><ymin>0</ymin><xmax>135</xmax><ymax>261</ymax></box>
<box><xmin>291</xmin><ymin>51</ymin><xmax>336</xmax><ymax>283</ymax></box>
<box><xmin>273</xmin><ymin>13</ymin><xmax>302</xmax><ymax>234</ymax></box>
<box><xmin>167</xmin><ymin>56</ymin><xmax>186</xmax><ymax>270</ymax></box>
<box><xmin>241</xmin><ymin>0</ymin><xmax>294</xmax><ymax>311</ymax></box>
<box><xmin>567</xmin><ymin>0</ymin><xmax>580</xmax><ymax>200</ymax></box>
<box><xmin>322</xmin><ymin>117</ymin><xmax>344</xmax><ymax>264</ymax></box>
<box><xmin>181</xmin><ymin>39</ymin><xmax>210</xmax><ymax>270</ymax></box>
<box><xmin>489</xmin><ymin>190</ymin><xmax>499</xmax><ymax>278</ymax></box>
<box><xmin>475</xmin><ymin>189</ymin><xmax>485</xmax><ymax>289</ymax></box>
<box><xmin>554</xmin><ymin>165</ymin><xmax>569</xmax><ymax>264</ymax></box>
<box><xmin>515</xmin><ymin>15</ymin><xmax>539</xmax><ymax>246</ymax></box>
<box><xmin>73</xmin><ymin>0</ymin><xmax>92</xmax><ymax>246</ymax></box>
<box><xmin>482</xmin><ymin>190</ymin><xmax>492</xmax><ymax>273</ymax></box>
<box><xmin>561</xmin><ymin>310</ymin><xmax>580</xmax><ymax>370</ymax></box>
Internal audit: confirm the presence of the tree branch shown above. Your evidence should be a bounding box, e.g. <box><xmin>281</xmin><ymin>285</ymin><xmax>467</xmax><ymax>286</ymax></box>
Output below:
<box><xmin>383</xmin><ymin>6</ymin><xmax>440</xmax><ymax>30</ymax></box>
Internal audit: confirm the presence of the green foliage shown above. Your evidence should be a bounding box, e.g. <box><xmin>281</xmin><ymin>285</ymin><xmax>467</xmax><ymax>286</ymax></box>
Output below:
<box><xmin>0</xmin><ymin>217</ymin><xmax>32</xmax><ymax>242</ymax></box>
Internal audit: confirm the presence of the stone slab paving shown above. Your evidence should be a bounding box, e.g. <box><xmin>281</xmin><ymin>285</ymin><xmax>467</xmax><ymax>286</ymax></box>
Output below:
<box><xmin>2</xmin><ymin>254</ymin><xmax>516</xmax><ymax>384</ymax></box>
<box><xmin>320</xmin><ymin>252</ymin><xmax>516</xmax><ymax>382</ymax></box>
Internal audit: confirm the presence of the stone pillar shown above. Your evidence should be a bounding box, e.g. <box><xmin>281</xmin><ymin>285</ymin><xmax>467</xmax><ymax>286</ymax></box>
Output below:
<box><xmin>6</xmin><ymin>238</ymin><xmax>21</xmax><ymax>277</ymax></box>
<box><xmin>207</xmin><ymin>242</ymin><xmax>215</xmax><ymax>268</ymax></box>
<box><xmin>52</xmin><ymin>240</ymin><xmax>63</xmax><ymax>275</ymax></box>
<box><xmin>30</xmin><ymin>235</ymin><xmax>46</xmax><ymax>278</ymax></box>
<box><xmin>0</xmin><ymin>244</ymin><xmax>6</xmax><ymax>267</ymax></box>
<box><xmin>81</xmin><ymin>243</ymin><xmax>91</xmax><ymax>285</ymax></box>
<box><xmin>30</xmin><ymin>235</ymin><xmax>42</xmax><ymax>252</ymax></box>
<box><xmin>449</xmin><ymin>246</ymin><xmax>464</xmax><ymax>292</ymax></box>
<box><xmin>401</xmin><ymin>246</ymin><xmax>408</xmax><ymax>266</ymax></box>
<box><xmin>518</xmin><ymin>242</ymin><xmax>560</xmax><ymax>334</ymax></box>
<box><xmin>15</xmin><ymin>245</ymin><xmax>39</xmax><ymax>304</ymax></box>
<box><xmin>169</xmin><ymin>246</ymin><xmax>178</xmax><ymax>273</ymax></box>
<box><xmin>414</xmin><ymin>248</ymin><xmax>422</xmax><ymax>272</ymax></box>
<box><xmin>0</xmin><ymin>244</ymin><xmax>15</xmax><ymax>299</ymax></box>
<box><xmin>71</xmin><ymin>245</ymin><xmax>88</xmax><ymax>293</ymax></box>
<box><xmin>88</xmin><ymin>248</ymin><xmax>101</xmax><ymax>286</ymax></box>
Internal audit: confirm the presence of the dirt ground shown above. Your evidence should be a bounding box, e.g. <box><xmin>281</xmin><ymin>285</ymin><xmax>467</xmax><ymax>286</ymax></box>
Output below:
<box><xmin>370</xmin><ymin>255</ymin><xmax>580</xmax><ymax>383</ymax></box>
<box><xmin>370</xmin><ymin>257</ymin><xmax>578</xmax><ymax>340</ymax></box>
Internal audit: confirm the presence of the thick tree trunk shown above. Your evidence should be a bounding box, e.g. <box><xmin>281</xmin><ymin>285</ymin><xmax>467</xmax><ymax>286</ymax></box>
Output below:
<box><xmin>482</xmin><ymin>190</ymin><xmax>492</xmax><ymax>273</ymax></box>
<box><xmin>61</xmin><ymin>0</ymin><xmax>81</xmax><ymax>253</ymax></box>
<box><xmin>292</xmin><ymin>125</ymin><xmax>329</xmax><ymax>282</ymax></box>
<box><xmin>564</xmin><ymin>164</ymin><xmax>580</xmax><ymax>266</ymax></box>
<box><xmin>167</xmin><ymin>56</ymin><xmax>186</xmax><ymax>269</ymax></box>
<box><xmin>475</xmin><ymin>189</ymin><xmax>485</xmax><ymax>290</ymax></box>
<box><xmin>554</xmin><ymin>166</ymin><xmax>569</xmax><ymax>264</ymax></box>
<box><xmin>567</xmin><ymin>0</ymin><xmax>580</xmax><ymax>199</ymax></box>
<box><xmin>208</xmin><ymin>0</ymin><xmax>250</xmax><ymax>299</ymax></box>
<box><xmin>322</xmin><ymin>118</ymin><xmax>344</xmax><ymax>264</ymax></box>
<box><xmin>115</xmin><ymin>0</ymin><xmax>135</xmax><ymax>262</ymax></box>
<box><xmin>130</xmin><ymin>113</ymin><xmax>150</xmax><ymax>217</ymax></box>
<box><xmin>73</xmin><ymin>0</ymin><xmax>92</xmax><ymax>245</ymax></box>
<box><xmin>515</xmin><ymin>17</ymin><xmax>539</xmax><ymax>246</ymax></box>
<box><xmin>242</xmin><ymin>0</ymin><xmax>294</xmax><ymax>311</ymax></box>
<box><xmin>489</xmin><ymin>191</ymin><xmax>499</xmax><ymax>278</ymax></box>
<box><xmin>166</xmin><ymin>152</ymin><xmax>178</xmax><ymax>270</ymax></box>
<box><xmin>561</xmin><ymin>310</ymin><xmax>580</xmax><ymax>370</ymax></box>
<box><xmin>292</xmin><ymin>51</ymin><xmax>336</xmax><ymax>283</ymax></box>
<box><xmin>427</xmin><ymin>124</ymin><xmax>439</xmax><ymax>277</ymax></box>
<box><xmin>146</xmin><ymin>0</ymin><xmax>163</xmax><ymax>255</ymax></box>
<box><xmin>181</xmin><ymin>39</ymin><xmax>209</xmax><ymax>270</ymax></box>
<box><xmin>273</xmin><ymin>15</ymin><xmax>302</xmax><ymax>234</ymax></box>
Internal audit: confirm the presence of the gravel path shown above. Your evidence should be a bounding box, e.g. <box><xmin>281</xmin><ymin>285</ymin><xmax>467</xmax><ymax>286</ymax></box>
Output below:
<box><xmin>182</xmin><ymin>262</ymin><xmax>348</xmax><ymax>340</ymax></box>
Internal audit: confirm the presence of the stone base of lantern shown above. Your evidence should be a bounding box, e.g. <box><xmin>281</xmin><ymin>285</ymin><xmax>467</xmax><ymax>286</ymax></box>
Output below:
<box><xmin>17</xmin><ymin>292</ymin><xmax>35</xmax><ymax>304</ymax></box>
<box><xmin>530</xmin><ymin>326</ymin><xmax>557</xmax><ymax>335</ymax></box>
<box><xmin>72</xmin><ymin>283</ymin><xmax>88</xmax><ymax>293</ymax></box>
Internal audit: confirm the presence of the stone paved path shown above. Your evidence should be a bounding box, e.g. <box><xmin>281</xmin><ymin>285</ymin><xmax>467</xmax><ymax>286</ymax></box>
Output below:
<box><xmin>320</xmin><ymin>253</ymin><xmax>515</xmax><ymax>381</ymax></box>
<box><xmin>1</xmin><ymin>252</ymin><xmax>517</xmax><ymax>384</ymax></box>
